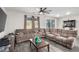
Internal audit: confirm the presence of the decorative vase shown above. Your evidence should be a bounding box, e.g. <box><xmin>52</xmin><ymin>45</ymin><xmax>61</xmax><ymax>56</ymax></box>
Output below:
<box><xmin>35</xmin><ymin>35</ymin><xmax>42</xmax><ymax>45</ymax></box>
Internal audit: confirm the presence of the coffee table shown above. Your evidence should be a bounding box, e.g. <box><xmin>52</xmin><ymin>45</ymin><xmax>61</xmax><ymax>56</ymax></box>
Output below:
<box><xmin>29</xmin><ymin>39</ymin><xmax>49</xmax><ymax>52</ymax></box>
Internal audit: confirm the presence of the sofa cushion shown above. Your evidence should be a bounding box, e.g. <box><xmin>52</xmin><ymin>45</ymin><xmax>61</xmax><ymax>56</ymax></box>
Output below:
<box><xmin>46</xmin><ymin>32</ymin><xmax>50</xmax><ymax>34</ymax></box>
<box><xmin>65</xmin><ymin>37</ymin><xmax>75</xmax><ymax>44</ymax></box>
<box><xmin>68</xmin><ymin>37</ymin><xmax>76</xmax><ymax>39</ymax></box>
<box><xmin>67</xmin><ymin>37</ymin><xmax>75</xmax><ymax>42</ymax></box>
<box><xmin>61</xmin><ymin>30</ymin><xmax>68</xmax><ymax>37</ymax></box>
<box><xmin>56</xmin><ymin>36</ymin><xmax>66</xmax><ymax>40</ymax></box>
<box><xmin>53</xmin><ymin>33</ymin><xmax>60</xmax><ymax>36</ymax></box>
<box><xmin>46</xmin><ymin>33</ymin><xmax>56</xmax><ymax>39</ymax></box>
<box><xmin>46</xmin><ymin>34</ymin><xmax>54</xmax><ymax>37</ymax></box>
<box><xmin>17</xmin><ymin>32</ymin><xmax>24</xmax><ymax>38</ymax></box>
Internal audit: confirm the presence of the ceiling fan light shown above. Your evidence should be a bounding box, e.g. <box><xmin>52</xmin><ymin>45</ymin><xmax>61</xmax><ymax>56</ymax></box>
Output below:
<box><xmin>40</xmin><ymin>12</ymin><xmax>43</xmax><ymax>14</ymax></box>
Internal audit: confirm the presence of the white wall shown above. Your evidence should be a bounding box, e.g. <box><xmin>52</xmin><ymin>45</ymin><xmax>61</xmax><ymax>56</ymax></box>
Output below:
<box><xmin>0</xmin><ymin>8</ymin><xmax>58</xmax><ymax>39</ymax></box>
<box><xmin>57</xmin><ymin>15</ymin><xmax>79</xmax><ymax>36</ymax></box>
<box><xmin>4</xmin><ymin>10</ymin><xmax>58</xmax><ymax>34</ymax></box>
<box><xmin>0</xmin><ymin>8</ymin><xmax>25</xmax><ymax>39</ymax></box>
<box><xmin>1</xmin><ymin>8</ymin><xmax>79</xmax><ymax>39</ymax></box>
<box><xmin>5</xmin><ymin>10</ymin><xmax>25</xmax><ymax>34</ymax></box>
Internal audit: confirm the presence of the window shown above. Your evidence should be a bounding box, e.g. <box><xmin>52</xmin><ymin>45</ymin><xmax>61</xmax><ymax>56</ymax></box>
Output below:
<box><xmin>46</xmin><ymin>19</ymin><xmax>55</xmax><ymax>29</ymax></box>
<box><xmin>24</xmin><ymin>15</ymin><xmax>40</xmax><ymax>30</ymax></box>
<box><xmin>27</xmin><ymin>20</ymin><xmax>32</xmax><ymax>29</ymax></box>
<box><xmin>46</xmin><ymin>20</ymin><xmax>50</xmax><ymax>29</ymax></box>
<box><xmin>50</xmin><ymin>20</ymin><xmax>55</xmax><ymax>28</ymax></box>
<box><xmin>35</xmin><ymin>21</ymin><xmax>38</xmax><ymax>28</ymax></box>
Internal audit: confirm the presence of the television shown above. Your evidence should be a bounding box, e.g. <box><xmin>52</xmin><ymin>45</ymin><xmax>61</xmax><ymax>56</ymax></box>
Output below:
<box><xmin>63</xmin><ymin>20</ymin><xmax>76</xmax><ymax>28</ymax></box>
<box><xmin>0</xmin><ymin>8</ymin><xmax>7</xmax><ymax>32</ymax></box>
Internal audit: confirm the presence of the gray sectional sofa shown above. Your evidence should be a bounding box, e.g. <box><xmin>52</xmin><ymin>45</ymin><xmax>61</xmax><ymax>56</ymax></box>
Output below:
<box><xmin>15</xmin><ymin>28</ymin><xmax>77</xmax><ymax>49</ymax></box>
<box><xmin>44</xmin><ymin>29</ymin><xmax>77</xmax><ymax>49</ymax></box>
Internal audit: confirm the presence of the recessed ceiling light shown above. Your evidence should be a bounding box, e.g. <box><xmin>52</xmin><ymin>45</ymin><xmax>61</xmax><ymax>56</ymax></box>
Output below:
<box><xmin>40</xmin><ymin>12</ymin><xmax>43</xmax><ymax>14</ymax></box>
<box><xmin>66</xmin><ymin>12</ymin><xmax>71</xmax><ymax>15</ymax></box>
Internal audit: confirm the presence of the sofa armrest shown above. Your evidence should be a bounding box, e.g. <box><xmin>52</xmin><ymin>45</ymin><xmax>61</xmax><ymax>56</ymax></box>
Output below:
<box><xmin>67</xmin><ymin>37</ymin><xmax>76</xmax><ymax>49</ymax></box>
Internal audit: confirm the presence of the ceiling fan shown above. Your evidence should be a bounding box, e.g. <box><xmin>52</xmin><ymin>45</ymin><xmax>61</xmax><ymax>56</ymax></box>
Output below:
<box><xmin>38</xmin><ymin>7</ymin><xmax>52</xmax><ymax>14</ymax></box>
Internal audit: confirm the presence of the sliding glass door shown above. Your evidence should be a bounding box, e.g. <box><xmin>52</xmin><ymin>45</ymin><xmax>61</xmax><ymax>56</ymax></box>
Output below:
<box><xmin>46</xmin><ymin>19</ymin><xmax>55</xmax><ymax>29</ymax></box>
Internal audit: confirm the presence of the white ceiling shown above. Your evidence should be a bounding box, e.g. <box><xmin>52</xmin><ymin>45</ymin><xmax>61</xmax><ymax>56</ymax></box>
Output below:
<box><xmin>5</xmin><ymin>7</ymin><xmax>79</xmax><ymax>17</ymax></box>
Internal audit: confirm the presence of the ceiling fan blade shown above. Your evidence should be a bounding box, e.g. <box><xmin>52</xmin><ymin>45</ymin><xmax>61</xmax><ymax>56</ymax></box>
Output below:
<box><xmin>40</xmin><ymin>8</ymin><xmax>42</xmax><ymax>10</ymax></box>
<box><xmin>39</xmin><ymin>8</ymin><xmax>43</xmax><ymax>13</ymax></box>
<box><xmin>43</xmin><ymin>8</ymin><xmax>47</xmax><ymax>11</ymax></box>
<box><xmin>45</xmin><ymin>10</ymin><xmax>52</xmax><ymax>14</ymax></box>
<box><xmin>38</xmin><ymin>7</ymin><xmax>52</xmax><ymax>14</ymax></box>
<box><xmin>44</xmin><ymin>11</ymin><xmax>49</xmax><ymax>14</ymax></box>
